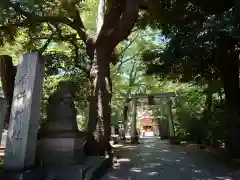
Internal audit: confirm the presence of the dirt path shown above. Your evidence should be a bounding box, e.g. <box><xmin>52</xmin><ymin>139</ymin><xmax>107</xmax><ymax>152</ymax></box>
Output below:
<box><xmin>102</xmin><ymin>137</ymin><xmax>240</xmax><ymax>180</ymax></box>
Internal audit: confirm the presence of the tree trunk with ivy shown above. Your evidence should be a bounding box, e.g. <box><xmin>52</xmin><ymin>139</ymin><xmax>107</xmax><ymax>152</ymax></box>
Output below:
<box><xmin>84</xmin><ymin>0</ymin><xmax>140</xmax><ymax>159</ymax></box>
<box><xmin>0</xmin><ymin>0</ymin><xmax>140</xmax><ymax>160</ymax></box>
<box><xmin>86</xmin><ymin>46</ymin><xmax>113</xmax><ymax>157</ymax></box>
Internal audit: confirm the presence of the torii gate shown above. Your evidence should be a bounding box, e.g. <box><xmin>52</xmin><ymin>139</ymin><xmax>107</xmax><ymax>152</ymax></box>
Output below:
<box><xmin>121</xmin><ymin>92</ymin><xmax>175</xmax><ymax>144</ymax></box>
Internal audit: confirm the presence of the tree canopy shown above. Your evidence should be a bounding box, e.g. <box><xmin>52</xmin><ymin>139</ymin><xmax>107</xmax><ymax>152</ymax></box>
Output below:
<box><xmin>141</xmin><ymin>0</ymin><xmax>240</xmax><ymax>84</ymax></box>
<box><xmin>2</xmin><ymin>0</ymin><xmax>240</xmax><ymax>157</ymax></box>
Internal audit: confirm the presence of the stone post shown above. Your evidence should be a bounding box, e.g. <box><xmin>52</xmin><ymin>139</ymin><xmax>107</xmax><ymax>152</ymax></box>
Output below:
<box><xmin>167</xmin><ymin>99</ymin><xmax>175</xmax><ymax>137</ymax></box>
<box><xmin>111</xmin><ymin>125</ymin><xmax>115</xmax><ymax>135</ymax></box>
<box><xmin>159</xmin><ymin>102</ymin><xmax>169</xmax><ymax>139</ymax></box>
<box><xmin>155</xmin><ymin>115</ymin><xmax>161</xmax><ymax>137</ymax></box>
<box><xmin>122</xmin><ymin>100</ymin><xmax>129</xmax><ymax>140</ymax></box>
<box><xmin>0</xmin><ymin>98</ymin><xmax>7</xmax><ymax>144</ymax></box>
<box><xmin>4</xmin><ymin>52</ymin><xmax>45</xmax><ymax>171</ymax></box>
<box><xmin>131</xmin><ymin>99</ymin><xmax>138</xmax><ymax>144</ymax></box>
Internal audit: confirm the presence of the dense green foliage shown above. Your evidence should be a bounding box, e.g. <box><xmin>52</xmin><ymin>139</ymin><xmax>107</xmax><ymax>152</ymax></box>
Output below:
<box><xmin>138</xmin><ymin>0</ymin><xmax>240</xmax><ymax>155</ymax></box>
<box><xmin>1</xmin><ymin>0</ymin><xmax>240</xmax><ymax>157</ymax></box>
<box><xmin>173</xmin><ymin>85</ymin><xmax>230</xmax><ymax>148</ymax></box>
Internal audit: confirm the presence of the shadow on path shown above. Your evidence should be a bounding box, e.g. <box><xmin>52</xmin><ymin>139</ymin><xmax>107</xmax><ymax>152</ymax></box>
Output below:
<box><xmin>102</xmin><ymin>137</ymin><xmax>240</xmax><ymax>180</ymax></box>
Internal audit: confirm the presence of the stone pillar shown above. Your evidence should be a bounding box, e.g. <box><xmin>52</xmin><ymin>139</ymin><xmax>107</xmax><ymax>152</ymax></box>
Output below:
<box><xmin>131</xmin><ymin>99</ymin><xmax>138</xmax><ymax>144</ymax></box>
<box><xmin>0</xmin><ymin>98</ymin><xmax>7</xmax><ymax>144</ymax></box>
<box><xmin>167</xmin><ymin>99</ymin><xmax>175</xmax><ymax>137</ymax></box>
<box><xmin>122</xmin><ymin>100</ymin><xmax>128</xmax><ymax>140</ymax></box>
<box><xmin>4</xmin><ymin>52</ymin><xmax>45</xmax><ymax>171</ymax></box>
<box><xmin>155</xmin><ymin>117</ymin><xmax>161</xmax><ymax>136</ymax></box>
<box><xmin>159</xmin><ymin>102</ymin><xmax>169</xmax><ymax>139</ymax></box>
<box><xmin>111</xmin><ymin>125</ymin><xmax>115</xmax><ymax>135</ymax></box>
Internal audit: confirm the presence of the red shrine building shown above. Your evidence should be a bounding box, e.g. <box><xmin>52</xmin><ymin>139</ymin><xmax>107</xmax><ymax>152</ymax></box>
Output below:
<box><xmin>138</xmin><ymin>110</ymin><xmax>156</xmax><ymax>136</ymax></box>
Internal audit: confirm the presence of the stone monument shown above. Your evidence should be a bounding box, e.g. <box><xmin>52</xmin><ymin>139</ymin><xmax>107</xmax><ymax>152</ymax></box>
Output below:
<box><xmin>0</xmin><ymin>98</ymin><xmax>7</xmax><ymax>145</ymax></box>
<box><xmin>4</xmin><ymin>52</ymin><xmax>45</xmax><ymax>171</ymax></box>
<box><xmin>39</xmin><ymin>81</ymin><xmax>78</xmax><ymax>137</ymax></box>
<box><xmin>38</xmin><ymin>81</ymin><xmax>84</xmax><ymax>165</ymax></box>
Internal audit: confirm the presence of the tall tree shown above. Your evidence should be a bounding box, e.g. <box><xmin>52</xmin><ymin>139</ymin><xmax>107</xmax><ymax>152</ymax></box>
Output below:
<box><xmin>140</xmin><ymin>0</ymin><xmax>240</xmax><ymax>156</ymax></box>
<box><xmin>0</xmin><ymin>0</ymin><xmax>145</xmax><ymax>157</ymax></box>
<box><xmin>0</xmin><ymin>55</ymin><xmax>16</xmax><ymax>128</ymax></box>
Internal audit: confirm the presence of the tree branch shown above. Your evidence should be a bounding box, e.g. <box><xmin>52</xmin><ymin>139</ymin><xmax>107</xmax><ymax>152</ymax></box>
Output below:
<box><xmin>119</xmin><ymin>32</ymin><xmax>140</xmax><ymax>57</ymax></box>
<box><xmin>112</xmin><ymin>48</ymin><xmax>144</xmax><ymax>79</ymax></box>
<box><xmin>96</xmin><ymin>0</ymin><xmax>140</xmax><ymax>51</ymax></box>
<box><xmin>110</xmin><ymin>0</ymin><xmax>140</xmax><ymax>47</ymax></box>
<box><xmin>5</xmin><ymin>2</ymin><xmax>88</xmax><ymax>43</ymax></box>
<box><xmin>59</xmin><ymin>0</ymin><xmax>85</xmax><ymax>30</ymax></box>
<box><xmin>39</xmin><ymin>38</ymin><xmax>52</xmax><ymax>53</ymax></box>
<box><xmin>98</xmin><ymin>0</ymin><xmax>124</xmax><ymax>35</ymax></box>
<box><xmin>139</xmin><ymin>0</ymin><xmax>163</xmax><ymax>10</ymax></box>
<box><xmin>9</xmin><ymin>2</ymin><xmax>33</xmax><ymax>18</ymax></box>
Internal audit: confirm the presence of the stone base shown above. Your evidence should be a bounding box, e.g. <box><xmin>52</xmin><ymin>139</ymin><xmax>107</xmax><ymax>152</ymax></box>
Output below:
<box><xmin>45</xmin><ymin>164</ymin><xmax>86</xmax><ymax>180</ymax></box>
<box><xmin>0</xmin><ymin>167</ymin><xmax>46</xmax><ymax>180</ymax></box>
<box><xmin>169</xmin><ymin>136</ymin><xmax>180</xmax><ymax>145</ymax></box>
<box><xmin>160</xmin><ymin>136</ymin><xmax>169</xmax><ymax>140</ymax></box>
<box><xmin>38</xmin><ymin>137</ymin><xmax>84</xmax><ymax>151</ymax></box>
<box><xmin>37</xmin><ymin>137</ymin><xmax>86</xmax><ymax>166</ymax></box>
<box><xmin>110</xmin><ymin>135</ymin><xmax>119</xmax><ymax>145</ymax></box>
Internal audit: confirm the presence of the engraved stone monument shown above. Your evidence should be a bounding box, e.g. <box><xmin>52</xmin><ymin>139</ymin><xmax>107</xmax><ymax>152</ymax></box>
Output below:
<box><xmin>38</xmin><ymin>81</ymin><xmax>84</xmax><ymax>165</ymax></box>
<box><xmin>4</xmin><ymin>53</ymin><xmax>45</xmax><ymax>170</ymax></box>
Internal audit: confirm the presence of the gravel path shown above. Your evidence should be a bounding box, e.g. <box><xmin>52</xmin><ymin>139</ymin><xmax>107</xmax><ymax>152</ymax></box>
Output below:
<box><xmin>102</xmin><ymin>137</ymin><xmax>240</xmax><ymax>180</ymax></box>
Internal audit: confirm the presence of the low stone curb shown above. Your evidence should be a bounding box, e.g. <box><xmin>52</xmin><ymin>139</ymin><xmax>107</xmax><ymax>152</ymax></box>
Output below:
<box><xmin>0</xmin><ymin>167</ymin><xmax>46</xmax><ymax>180</ymax></box>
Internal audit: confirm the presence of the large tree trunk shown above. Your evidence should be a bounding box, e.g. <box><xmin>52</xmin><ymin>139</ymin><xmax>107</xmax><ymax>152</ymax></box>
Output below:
<box><xmin>84</xmin><ymin>0</ymin><xmax>140</xmax><ymax>160</ymax></box>
<box><xmin>84</xmin><ymin>0</ymin><xmax>112</xmax><ymax>157</ymax></box>
<box><xmin>0</xmin><ymin>55</ymin><xmax>16</xmax><ymax>129</ymax></box>
<box><xmin>85</xmin><ymin>0</ymin><xmax>106</xmax><ymax>156</ymax></box>
<box><xmin>202</xmin><ymin>81</ymin><xmax>213</xmax><ymax>144</ymax></box>
<box><xmin>86</xmin><ymin>47</ymin><xmax>112</xmax><ymax>158</ymax></box>
<box><xmin>216</xmin><ymin>34</ymin><xmax>240</xmax><ymax>157</ymax></box>
<box><xmin>97</xmin><ymin>49</ymin><xmax>112</xmax><ymax>158</ymax></box>
<box><xmin>219</xmin><ymin>55</ymin><xmax>240</xmax><ymax>157</ymax></box>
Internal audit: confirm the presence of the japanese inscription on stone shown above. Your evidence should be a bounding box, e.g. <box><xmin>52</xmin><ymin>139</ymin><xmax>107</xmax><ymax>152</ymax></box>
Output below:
<box><xmin>4</xmin><ymin>53</ymin><xmax>45</xmax><ymax>170</ymax></box>
<box><xmin>9</xmin><ymin>61</ymin><xmax>29</xmax><ymax>141</ymax></box>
